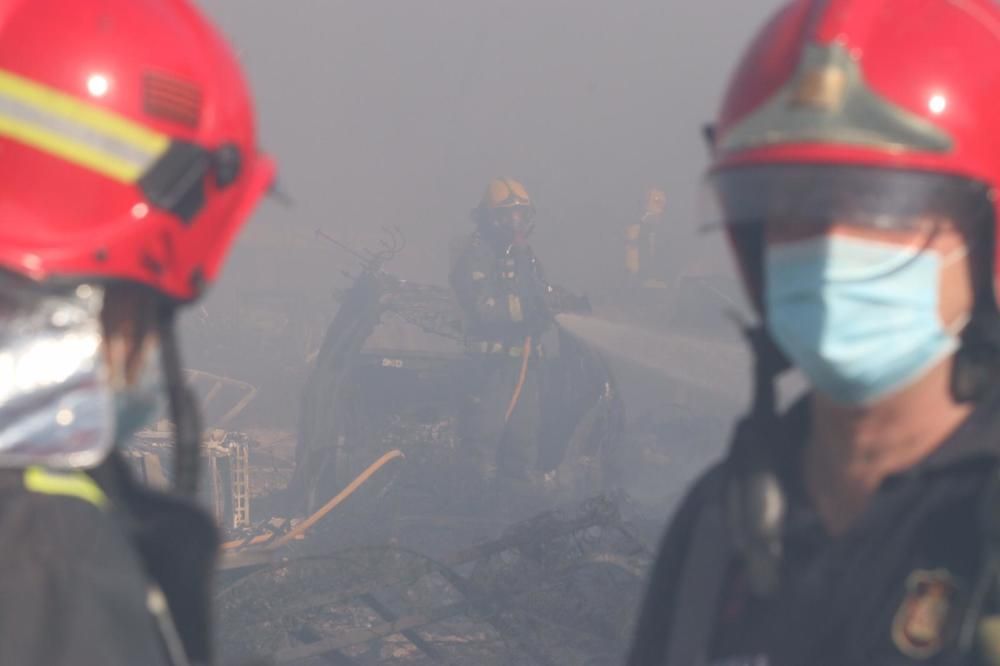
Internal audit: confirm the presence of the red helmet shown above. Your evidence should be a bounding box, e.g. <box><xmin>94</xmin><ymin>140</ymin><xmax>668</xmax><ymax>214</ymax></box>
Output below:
<box><xmin>706</xmin><ymin>0</ymin><xmax>1000</xmax><ymax>308</ymax></box>
<box><xmin>0</xmin><ymin>0</ymin><xmax>275</xmax><ymax>302</ymax></box>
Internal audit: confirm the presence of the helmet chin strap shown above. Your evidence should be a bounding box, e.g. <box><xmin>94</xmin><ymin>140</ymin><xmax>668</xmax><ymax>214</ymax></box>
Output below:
<box><xmin>156</xmin><ymin>305</ymin><xmax>202</xmax><ymax>498</ymax></box>
<box><xmin>951</xmin><ymin>216</ymin><xmax>1000</xmax><ymax>403</ymax></box>
<box><xmin>515</xmin><ymin>220</ymin><xmax>535</xmax><ymax>244</ymax></box>
<box><xmin>952</xmin><ymin>310</ymin><xmax>1000</xmax><ymax>402</ymax></box>
<box><xmin>725</xmin><ymin>324</ymin><xmax>789</xmax><ymax>598</ymax></box>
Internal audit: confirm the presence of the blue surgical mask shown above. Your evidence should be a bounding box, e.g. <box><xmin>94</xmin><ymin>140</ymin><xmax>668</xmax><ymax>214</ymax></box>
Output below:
<box><xmin>765</xmin><ymin>235</ymin><xmax>967</xmax><ymax>405</ymax></box>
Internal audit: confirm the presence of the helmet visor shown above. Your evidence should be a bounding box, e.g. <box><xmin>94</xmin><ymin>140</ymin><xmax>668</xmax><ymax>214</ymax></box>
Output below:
<box><xmin>704</xmin><ymin>163</ymin><xmax>991</xmax><ymax>233</ymax></box>
<box><xmin>702</xmin><ymin>163</ymin><xmax>992</xmax><ymax>279</ymax></box>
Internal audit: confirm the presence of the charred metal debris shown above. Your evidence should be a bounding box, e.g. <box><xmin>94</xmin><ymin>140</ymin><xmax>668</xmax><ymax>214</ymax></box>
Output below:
<box><xmin>216</xmin><ymin>494</ymin><xmax>652</xmax><ymax>665</ymax></box>
<box><xmin>132</xmin><ymin>233</ymin><xmax>645</xmax><ymax>665</ymax></box>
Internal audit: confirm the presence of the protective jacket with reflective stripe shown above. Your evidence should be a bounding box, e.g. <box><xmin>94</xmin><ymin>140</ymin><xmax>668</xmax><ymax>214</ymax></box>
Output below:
<box><xmin>0</xmin><ymin>453</ymin><xmax>218</xmax><ymax>666</ymax></box>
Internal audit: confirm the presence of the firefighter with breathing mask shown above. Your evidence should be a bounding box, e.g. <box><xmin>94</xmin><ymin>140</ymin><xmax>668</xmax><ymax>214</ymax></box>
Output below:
<box><xmin>450</xmin><ymin>178</ymin><xmax>558</xmax><ymax>488</ymax></box>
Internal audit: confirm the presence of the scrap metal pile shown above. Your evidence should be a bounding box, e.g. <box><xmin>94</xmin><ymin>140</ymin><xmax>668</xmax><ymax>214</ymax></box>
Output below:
<box><xmin>216</xmin><ymin>494</ymin><xmax>651</xmax><ymax>665</ymax></box>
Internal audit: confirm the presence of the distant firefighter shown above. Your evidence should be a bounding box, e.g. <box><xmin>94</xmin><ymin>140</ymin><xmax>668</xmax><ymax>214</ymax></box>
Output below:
<box><xmin>625</xmin><ymin>187</ymin><xmax>668</xmax><ymax>287</ymax></box>
<box><xmin>450</xmin><ymin>178</ymin><xmax>559</xmax><ymax>485</ymax></box>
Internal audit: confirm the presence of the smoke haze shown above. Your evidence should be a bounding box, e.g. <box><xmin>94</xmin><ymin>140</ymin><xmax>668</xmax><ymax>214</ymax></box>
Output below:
<box><xmin>195</xmin><ymin>0</ymin><xmax>786</xmax><ymax>298</ymax></box>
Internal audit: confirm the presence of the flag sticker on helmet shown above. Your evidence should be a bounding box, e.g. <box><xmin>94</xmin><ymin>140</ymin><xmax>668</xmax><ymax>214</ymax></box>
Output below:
<box><xmin>0</xmin><ymin>68</ymin><xmax>170</xmax><ymax>183</ymax></box>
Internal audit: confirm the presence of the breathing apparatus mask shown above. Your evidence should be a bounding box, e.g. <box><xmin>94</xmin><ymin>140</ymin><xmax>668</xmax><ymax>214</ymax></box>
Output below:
<box><xmin>479</xmin><ymin>205</ymin><xmax>536</xmax><ymax>247</ymax></box>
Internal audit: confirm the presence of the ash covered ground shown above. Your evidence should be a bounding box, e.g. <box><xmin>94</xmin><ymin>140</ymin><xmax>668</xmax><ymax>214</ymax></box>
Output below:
<box><xmin>176</xmin><ymin>272</ymin><xmax>746</xmax><ymax>665</ymax></box>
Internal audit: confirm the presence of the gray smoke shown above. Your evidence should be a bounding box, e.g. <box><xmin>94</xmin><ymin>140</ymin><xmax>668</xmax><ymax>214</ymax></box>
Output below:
<box><xmin>556</xmin><ymin>312</ymin><xmax>750</xmax><ymax>402</ymax></box>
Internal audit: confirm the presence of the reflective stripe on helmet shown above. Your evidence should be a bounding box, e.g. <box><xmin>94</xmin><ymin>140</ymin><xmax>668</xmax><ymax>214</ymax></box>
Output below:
<box><xmin>0</xmin><ymin>69</ymin><xmax>170</xmax><ymax>183</ymax></box>
<box><xmin>23</xmin><ymin>465</ymin><xmax>108</xmax><ymax>509</ymax></box>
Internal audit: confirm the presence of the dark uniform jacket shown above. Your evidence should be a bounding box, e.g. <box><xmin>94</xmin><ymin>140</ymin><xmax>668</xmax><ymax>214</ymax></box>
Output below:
<box><xmin>628</xmin><ymin>390</ymin><xmax>1000</xmax><ymax>666</ymax></box>
<box><xmin>449</xmin><ymin>232</ymin><xmax>555</xmax><ymax>349</ymax></box>
<box><xmin>0</xmin><ymin>453</ymin><xmax>218</xmax><ymax>666</ymax></box>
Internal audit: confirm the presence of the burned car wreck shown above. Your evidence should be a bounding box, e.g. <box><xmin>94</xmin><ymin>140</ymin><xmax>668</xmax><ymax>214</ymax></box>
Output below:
<box><xmin>290</xmin><ymin>249</ymin><xmax>626</xmax><ymax>521</ymax></box>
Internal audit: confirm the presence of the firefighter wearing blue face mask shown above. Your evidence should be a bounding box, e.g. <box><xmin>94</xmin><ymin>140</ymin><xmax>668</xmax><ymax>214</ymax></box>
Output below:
<box><xmin>628</xmin><ymin>2</ymin><xmax>1000</xmax><ymax>665</ymax></box>
<box><xmin>764</xmin><ymin>228</ymin><xmax>971</xmax><ymax>406</ymax></box>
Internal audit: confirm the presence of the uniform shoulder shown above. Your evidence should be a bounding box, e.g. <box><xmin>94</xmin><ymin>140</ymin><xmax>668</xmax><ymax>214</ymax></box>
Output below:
<box><xmin>0</xmin><ymin>483</ymin><xmax>130</xmax><ymax>567</ymax></box>
<box><xmin>0</xmin><ymin>487</ymin><xmax>171</xmax><ymax>666</ymax></box>
<box><xmin>625</xmin><ymin>461</ymin><xmax>728</xmax><ymax>666</ymax></box>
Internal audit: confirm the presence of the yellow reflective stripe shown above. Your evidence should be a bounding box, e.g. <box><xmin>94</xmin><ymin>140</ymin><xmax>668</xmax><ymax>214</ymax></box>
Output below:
<box><xmin>23</xmin><ymin>466</ymin><xmax>108</xmax><ymax>509</ymax></box>
<box><xmin>508</xmin><ymin>294</ymin><xmax>524</xmax><ymax>322</ymax></box>
<box><xmin>0</xmin><ymin>70</ymin><xmax>168</xmax><ymax>153</ymax></box>
<box><xmin>0</xmin><ymin>68</ymin><xmax>169</xmax><ymax>183</ymax></box>
<box><xmin>0</xmin><ymin>114</ymin><xmax>145</xmax><ymax>182</ymax></box>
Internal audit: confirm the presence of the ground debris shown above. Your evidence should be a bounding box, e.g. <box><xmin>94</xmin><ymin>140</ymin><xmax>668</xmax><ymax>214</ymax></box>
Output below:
<box><xmin>217</xmin><ymin>494</ymin><xmax>651</xmax><ymax>665</ymax></box>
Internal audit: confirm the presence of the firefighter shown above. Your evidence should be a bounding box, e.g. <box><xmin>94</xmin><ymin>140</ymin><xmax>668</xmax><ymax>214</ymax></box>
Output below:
<box><xmin>0</xmin><ymin>1</ymin><xmax>273</xmax><ymax>664</ymax></box>
<box><xmin>625</xmin><ymin>187</ymin><xmax>668</xmax><ymax>286</ymax></box>
<box><xmin>450</xmin><ymin>178</ymin><xmax>558</xmax><ymax>486</ymax></box>
<box><xmin>628</xmin><ymin>1</ymin><xmax>1000</xmax><ymax>664</ymax></box>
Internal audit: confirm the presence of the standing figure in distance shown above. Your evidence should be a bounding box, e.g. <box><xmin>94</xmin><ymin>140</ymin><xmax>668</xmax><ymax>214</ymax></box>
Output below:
<box><xmin>450</xmin><ymin>178</ymin><xmax>557</xmax><ymax>490</ymax></box>
<box><xmin>625</xmin><ymin>187</ymin><xmax>668</xmax><ymax>288</ymax></box>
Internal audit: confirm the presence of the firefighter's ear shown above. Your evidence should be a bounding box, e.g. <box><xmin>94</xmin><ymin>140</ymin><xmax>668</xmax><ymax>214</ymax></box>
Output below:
<box><xmin>702</xmin><ymin>123</ymin><xmax>717</xmax><ymax>155</ymax></box>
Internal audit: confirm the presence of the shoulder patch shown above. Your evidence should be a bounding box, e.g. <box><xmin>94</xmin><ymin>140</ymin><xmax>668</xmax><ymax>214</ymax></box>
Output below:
<box><xmin>979</xmin><ymin>615</ymin><xmax>1000</xmax><ymax>666</ymax></box>
<box><xmin>891</xmin><ymin>569</ymin><xmax>958</xmax><ymax>660</ymax></box>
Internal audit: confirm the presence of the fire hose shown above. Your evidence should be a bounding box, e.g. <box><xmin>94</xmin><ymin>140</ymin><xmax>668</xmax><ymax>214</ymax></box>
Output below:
<box><xmin>222</xmin><ymin>448</ymin><xmax>404</xmax><ymax>551</ymax></box>
<box><xmin>504</xmin><ymin>335</ymin><xmax>532</xmax><ymax>424</ymax></box>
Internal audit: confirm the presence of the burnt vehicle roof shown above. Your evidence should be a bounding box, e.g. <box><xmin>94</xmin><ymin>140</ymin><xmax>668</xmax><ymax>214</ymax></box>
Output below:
<box><xmin>359</xmin><ymin>279</ymin><xmax>466</xmax><ymax>359</ymax></box>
